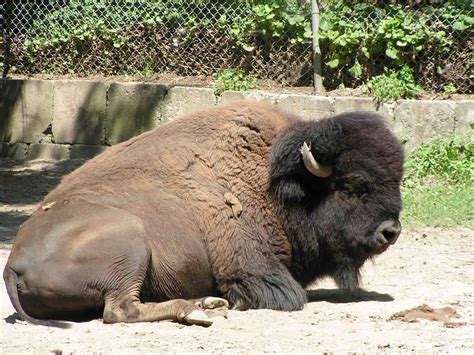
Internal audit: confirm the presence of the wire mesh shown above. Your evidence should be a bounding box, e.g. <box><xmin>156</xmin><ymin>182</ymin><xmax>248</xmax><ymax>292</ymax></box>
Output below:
<box><xmin>317</xmin><ymin>0</ymin><xmax>473</xmax><ymax>93</ymax></box>
<box><xmin>1</xmin><ymin>1</ymin><xmax>472</xmax><ymax>93</ymax></box>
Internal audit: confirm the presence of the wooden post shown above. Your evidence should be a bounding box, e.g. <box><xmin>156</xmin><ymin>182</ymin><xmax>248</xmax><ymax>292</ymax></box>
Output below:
<box><xmin>311</xmin><ymin>0</ymin><xmax>324</xmax><ymax>92</ymax></box>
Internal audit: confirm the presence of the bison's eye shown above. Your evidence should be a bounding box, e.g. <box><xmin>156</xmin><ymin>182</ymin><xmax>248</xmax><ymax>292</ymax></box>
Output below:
<box><xmin>345</xmin><ymin>183</ymin><xmax>370</xmax><ymax>197</ymax></box>
<box><xmin>336</xmin><ymin>173</ymin><xmax>372</xmax><ymax>198</ymax></box>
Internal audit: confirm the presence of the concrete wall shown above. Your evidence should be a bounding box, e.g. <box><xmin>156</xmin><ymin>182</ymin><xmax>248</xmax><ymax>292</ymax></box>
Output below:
<box><xmin>1</xmin><ymin>79</ymin><xmax>472</xmax><ymax>160</ymax></box>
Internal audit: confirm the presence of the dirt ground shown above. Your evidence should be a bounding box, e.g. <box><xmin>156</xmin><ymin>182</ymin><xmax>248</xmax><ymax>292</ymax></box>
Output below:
<box><xmin>11</xmin><ymin>73</ymin><xmax>472</xmax><ymax>101</ymax></box>
<box><xmin>1</xmin><ymin>159</ymin><xmax>473</xmax><ymax>353</ymax></box>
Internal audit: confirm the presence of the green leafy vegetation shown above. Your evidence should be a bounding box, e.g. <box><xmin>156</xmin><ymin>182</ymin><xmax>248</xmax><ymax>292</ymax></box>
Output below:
<box><xmin>318</xmin><ymin>0</ymin><xmax>472</xmax><ymax>87</ymax></box>
<box><xmin>443</xmin><ymin>83</ymin><xmax>457</xmax><ymax>94</ymax></box>
<box><xmin>229</xmin><ymin>1</ymin><xmax>312</xmax><ymax>51</ymax></box>
<box><xmin>368</xmin><ymin>66</ymin><xmax>422</xmax><ymax>102</ymax></box>
<box><xmin>8</xmin><ymin>0</ymin><xmax>472</xmax><ymax>92</ymax></box>
<box><xmin>20</xmin><ymin>0</ymin><xmax>312</xmax><ymax>55</ymax></box>
<box><xmin>402</xmin><ymin>134</ymin><xmax>474</xmax><ymax>228</ymax></box>
<box><xmin>213</xmin><ymin>69</ymin><xmax>257</xmax><ymax>96</ymax></box>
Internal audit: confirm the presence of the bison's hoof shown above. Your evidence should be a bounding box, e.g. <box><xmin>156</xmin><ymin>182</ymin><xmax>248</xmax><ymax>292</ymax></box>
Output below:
<box><xmin>184</xmin><ymin>310</ymin><xmax>213</xmax><ymax>327</ymax></box>
<box><xmin>204</xmin><ymin>307</ymin><xmax>228</xmax><ymax>319</ymax></box>
<box><xmin>201</xmin><ymin>297</ymin><xmax>229</xmax><ymax>309</ymax></box>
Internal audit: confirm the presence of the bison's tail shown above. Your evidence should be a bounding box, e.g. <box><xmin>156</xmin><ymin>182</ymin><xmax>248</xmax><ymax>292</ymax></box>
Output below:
<box><xmin>3</xmin><ymin>267</ymin><xmax>71</xmax><ymax>328</ymax></box>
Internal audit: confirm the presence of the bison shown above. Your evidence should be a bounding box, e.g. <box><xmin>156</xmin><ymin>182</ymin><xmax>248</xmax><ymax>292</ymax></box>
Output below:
<box><xmin>4</xmin><ymin>101</ymin><xmax>404</xmax><ymax>327</ymax></box>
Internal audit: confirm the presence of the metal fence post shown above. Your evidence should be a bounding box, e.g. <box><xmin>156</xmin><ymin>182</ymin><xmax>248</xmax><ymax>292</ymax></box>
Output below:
<box><xmin>1</xmin><ymin>0</ymin><xmax>10</xmax><ymax>79</ymax></box>
<box><xmin>311</xmin><ymin>0</ymin><xmax>324</xmax><ymax>92</ymax></box>
<box><xmin>0</xmin><ymin>1</ymin><xmax>4</xmax><ymax>78</ymax></box>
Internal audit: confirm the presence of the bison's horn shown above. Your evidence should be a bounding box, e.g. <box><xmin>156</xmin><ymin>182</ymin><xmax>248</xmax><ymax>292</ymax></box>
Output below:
<box><xmin>300</xmin><ymin>142</ymin><xmax>332</xmax><ymax>178</ymax></box>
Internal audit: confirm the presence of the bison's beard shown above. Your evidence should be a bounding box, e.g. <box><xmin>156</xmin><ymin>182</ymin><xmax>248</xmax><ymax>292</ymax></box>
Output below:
<box><xmin>332</xmin><ymin>257</ymin><xmax>362</xmax><ymax>292</ymax></box>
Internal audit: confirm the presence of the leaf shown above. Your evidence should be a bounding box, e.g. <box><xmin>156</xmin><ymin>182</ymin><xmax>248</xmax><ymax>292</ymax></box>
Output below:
<box><xmin>453</xmin><ymin>21</ymin><xmax>468</xmax><ymax>31</ymax></box>
<box><xmin>242</xmin><ymin>44</ymin><xmax>255</xmax><ymax>52</ymax></box>
<box><xmin>338</xmin><ymin>38</ymin><xmax>347</xmax><ymax>46</ymax></box>
<box><xmin>327</xmin><ymin>58</ymin><xmax>340</xmax><ymax>68</ymax></box>
<box><xmin>348</xmin><ymin>60</ymin><xmax>363</xmax><ymax>78</ymax></box>
<box><xmin>362</xmin><ymin>47</ymin><xmax>370</xmax><ymax>58</ymax></box>
<box><xmin>319</xmin><ymin>18</ymin><xmax>331</xmax><ymax>31</ymax></box>
<box><xmin>386</xmin><ymin>47</ymin><xmax>400</xmax><ymax>59</ymax></box>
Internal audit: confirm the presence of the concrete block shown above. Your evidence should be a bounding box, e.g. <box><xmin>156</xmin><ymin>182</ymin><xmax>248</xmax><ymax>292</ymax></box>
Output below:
<box><xmin>0</xmin><ymin>80</ymin><xmax>23</xmax><ymax>142</ymax></box>
<box><xmin>334</xmin><ymin>97</ymin><xmax>392</xmax><ymax>117</ymax></box>
<box><xmin>69</xmin><ymin>144</ymin><xmax>107</xmax><ymax>159</ymax></box>
<box><xmin>160</xmin><ymin>86</ymin><xmax>216</xmax><ymax>122</ymax></box>
<box><xmin>218</xmin><ymin>90</ymin><xmax>283</xmax><ymax>106</ymax></box>
<box><xmin>0</xmin><ymin>143</ymin><xmax>29</xmax><ymax>160</ymax></box>
<box><xmin>52</xmin><ymin>80</ymin><xmax>108</xmax><ymax>145</ymax></box>
<box><xmin>455</xmin><ymin>101</ymin><xmax>474</xmax><ymax>133</ymax></box>
<box><xmin>218</xmin><ymin>91</ymin><xmax>246</xmax><ymax>104</ymax></box>
<box><xmin>0</xmin><ymin>79</ymin><xmax>53</xmax><ymax>143</ymax></box>
<box><xmin>393</xmin><ymin>100</ymin><xmax>455</xmax><ymax>151</ymax></box>
<box><xmin>334</xmin><ymin>97</ymin><xmax>395</xmax><ymax>129</ymax></box>
<box><xmin>28</xmin><ymin>143</ymin><xmax>70</xmax><ymax>160</ymax></box>
<box><xmin>246</xmin><ymin>91</ymin><xmax>283</xmax><ymax>104</ymax></box>
<box><xmin>278</xmin><ymin>95</ymin><xmax>334</xmax><ymax>121</ymax></box>
<box><xmin>334</xmin><ymin>97</ymin><xmax>377</xmax><ymax>114</ymax></box>
<box><xmin>106</xmin><ymin>82</ymin><xmax>167</xmax><ymax>145</ymax></box>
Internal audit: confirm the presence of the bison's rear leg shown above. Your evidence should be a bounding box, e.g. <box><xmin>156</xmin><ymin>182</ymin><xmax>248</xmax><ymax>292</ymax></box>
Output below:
<box><xmin>102</xmin><ymin>255</ymin><xmax>216</xmax><ymax>326</ymax></box>
<box><xmin>102</xmin><ymin>260</ymin><xmax>227</xmax><ymax>326</ymax></box>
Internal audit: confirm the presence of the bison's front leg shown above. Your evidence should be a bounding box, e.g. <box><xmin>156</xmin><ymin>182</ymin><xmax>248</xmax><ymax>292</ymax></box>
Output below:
<box><xmin>219</xmin><ymin>270</ymin><xmax>307</xmax><ymax>311</ymax></box>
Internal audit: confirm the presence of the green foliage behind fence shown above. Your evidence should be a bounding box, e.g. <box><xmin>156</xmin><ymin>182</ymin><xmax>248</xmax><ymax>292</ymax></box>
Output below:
<box><xmin>319</xmin><ymin>0</ymin><xmax>472</xmax><ymax>92</ymax></box>
<box><xmin>3</xmin><ymin>0</ymin><xmax>473</xmax><ymax>93</ymax></box>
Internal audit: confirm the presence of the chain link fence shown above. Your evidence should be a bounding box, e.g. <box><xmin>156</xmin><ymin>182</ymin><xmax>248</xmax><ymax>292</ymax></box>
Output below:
<box><xmin>1</xmin><ymin>1</ymin><xmax>472</xmax><ymax>93</ymax></box>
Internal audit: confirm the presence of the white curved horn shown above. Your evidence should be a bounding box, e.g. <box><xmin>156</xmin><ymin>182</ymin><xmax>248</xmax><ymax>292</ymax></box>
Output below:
<box><xmin>299</xmin><ymin>142</ymin><xmax>332</xmax><ymax>178</ymax></box>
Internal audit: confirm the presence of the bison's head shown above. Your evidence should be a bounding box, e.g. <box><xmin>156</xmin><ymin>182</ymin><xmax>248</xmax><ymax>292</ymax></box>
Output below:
<box><xmin>269</xmin><ymin>111</ymin><xmax>404</xmax><ymax>290</ymax></box>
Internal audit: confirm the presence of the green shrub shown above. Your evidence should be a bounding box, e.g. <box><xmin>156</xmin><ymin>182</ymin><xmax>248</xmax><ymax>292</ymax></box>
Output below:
<box><xmin>9</xmin><ymin>0</ymin><xmax>472</xmax><ymax>92</ymax></box>
<box><xmin>318</xmin><ymin>0</ymin><xmax>471</xmax><ymax>86</ymax></box>
<box><xmin>20</xmin><ymin>0</ymin><xmax>312</xmax><ymax>54</ymax></box>
<box><xmin>403</xmin><ymin>134</ymin><xmax>473</xmax><ymax>187</ymax></box>
<box><xmin>213</xmin><ymin>69</ymin><xmax>257</xmax><ymax>96</ymax></box>
<box><xmin>368</xmin><ymin>66</ymin><xmax>422</xmax><ymax>102</ymax></box>
<box><xmin>229</xmin><ymin>0</ymin><xmax>312</xmax><ymax>51</ymax></box>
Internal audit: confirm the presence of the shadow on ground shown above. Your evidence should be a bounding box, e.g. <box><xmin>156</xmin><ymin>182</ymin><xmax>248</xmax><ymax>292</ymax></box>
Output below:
<box><xmin>307</xmin><ymin>288</ymin><xmax>394</xmax><ymax>303</ymax></box>
<box><xmin>0</xmin><ymin>159</ymin><xmax>87</xmax><ymax>244</ymax></box>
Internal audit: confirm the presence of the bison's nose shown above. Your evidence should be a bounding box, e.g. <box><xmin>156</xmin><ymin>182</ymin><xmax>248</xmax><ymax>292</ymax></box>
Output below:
<box><xmin>376</xmin><ymin>220</ymin><xmax>401</xmax><ymax>245</ymax></box>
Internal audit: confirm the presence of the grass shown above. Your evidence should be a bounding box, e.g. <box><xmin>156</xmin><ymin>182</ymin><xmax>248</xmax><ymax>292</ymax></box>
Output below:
<box><xmin>402</xmin><ymin>183</ymin><xmax>473</xmax><ymax>228</ymax></box>
<box><xmin>401</xmin><ymin>134</ymin><xmax>473</xmax><ymax>228</ymax></box>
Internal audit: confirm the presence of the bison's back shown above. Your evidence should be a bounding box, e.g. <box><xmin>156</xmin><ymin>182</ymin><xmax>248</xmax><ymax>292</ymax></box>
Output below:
<box><xmin>44</xmin><ymin>101</ymin><xmax>293</xmax><ymax>207</ymax></box>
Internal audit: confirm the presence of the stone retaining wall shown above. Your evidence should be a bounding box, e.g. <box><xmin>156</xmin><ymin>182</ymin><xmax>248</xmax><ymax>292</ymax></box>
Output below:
<box><xmin>1</xmin><ymin>79</ymin><xmax>472</xmax><ymax>160</ymax></box>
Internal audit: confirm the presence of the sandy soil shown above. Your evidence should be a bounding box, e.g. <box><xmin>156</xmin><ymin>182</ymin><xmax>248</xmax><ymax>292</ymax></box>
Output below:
<box><xmin>1</xmin><ymin>159</ymin><xmax>473</xmax><ymax>353</ymax></box>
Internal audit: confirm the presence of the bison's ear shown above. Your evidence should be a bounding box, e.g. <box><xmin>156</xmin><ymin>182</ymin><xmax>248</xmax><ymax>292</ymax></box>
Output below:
<box><xmin>300</xmin><ymin>142</ymin><xmax>332</xmax><ymax>178</ymax></box>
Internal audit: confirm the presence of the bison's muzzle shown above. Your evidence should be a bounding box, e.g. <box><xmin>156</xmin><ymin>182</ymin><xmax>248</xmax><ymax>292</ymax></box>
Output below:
<box><xmin>373</xmin><ymin>220</ymin><xmax>402</xmax><ymax>254</ymax></box>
